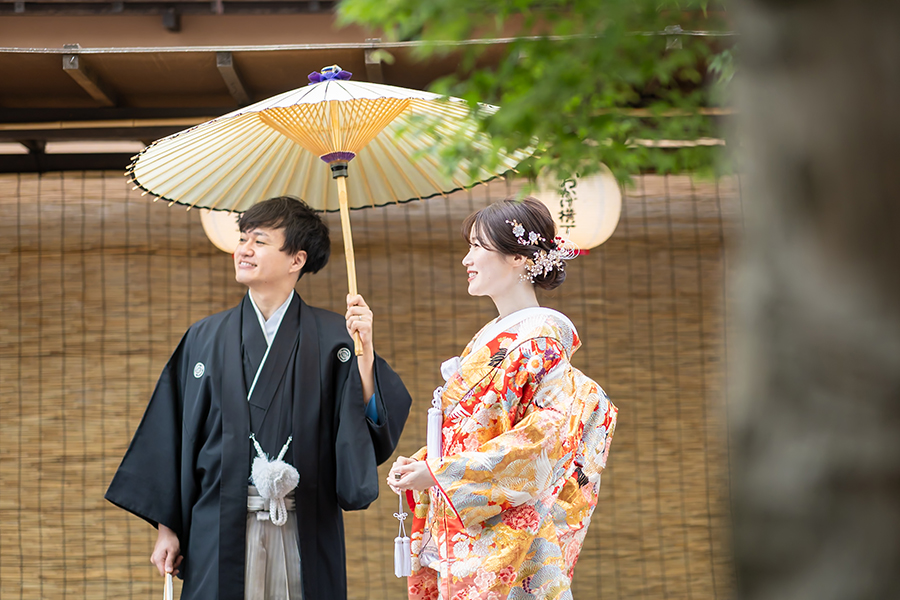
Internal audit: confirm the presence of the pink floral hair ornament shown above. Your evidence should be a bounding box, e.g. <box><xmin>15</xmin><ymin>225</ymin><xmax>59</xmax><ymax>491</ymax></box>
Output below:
<box><xmin>506</xmin><ymin>219</ymin><xmax>580</xmax><ymax>283</ymax></box>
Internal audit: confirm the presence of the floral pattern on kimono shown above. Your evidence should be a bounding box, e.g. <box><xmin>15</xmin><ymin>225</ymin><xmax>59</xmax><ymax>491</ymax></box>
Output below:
<box><xmin>406</xmin><ymin>310</ymin><xmax>617</xmax><ymax>600</ymax></box>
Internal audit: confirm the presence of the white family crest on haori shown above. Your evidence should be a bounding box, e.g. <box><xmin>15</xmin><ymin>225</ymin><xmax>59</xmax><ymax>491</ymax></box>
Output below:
<box><xmin>193</xmin><ymin>362</ymin><xmax>205</xmax><ymax>378</ymax></box>
<box><xmin>337</xmin><ymin>347</ymin><xmax>352</xmax><ymax>363</ymax></box>
<box><xmin>249</xmin><ymin>434</ymin><xmax>299</xmax><ymax>526</ymax></box>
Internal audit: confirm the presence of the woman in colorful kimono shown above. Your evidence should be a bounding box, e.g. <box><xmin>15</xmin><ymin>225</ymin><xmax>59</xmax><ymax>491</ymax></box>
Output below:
<box><xmin>388</xmin><ymin>197</ymin><xmax>617</xmax><ymax>600</ymax></box>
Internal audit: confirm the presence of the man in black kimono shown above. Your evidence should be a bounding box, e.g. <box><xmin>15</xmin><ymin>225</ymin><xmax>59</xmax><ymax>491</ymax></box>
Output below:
<box><xmin>106</xmin><ymin>196</ymin><xmax>411</xmax><ymax>600</ymax></box>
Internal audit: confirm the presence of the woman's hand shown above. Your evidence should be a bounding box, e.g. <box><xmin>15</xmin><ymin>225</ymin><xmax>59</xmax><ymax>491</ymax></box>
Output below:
<box><xmin>387</xmin><ymin>456</ymin><xmax>437</xmax><ymax>493</ymax></box>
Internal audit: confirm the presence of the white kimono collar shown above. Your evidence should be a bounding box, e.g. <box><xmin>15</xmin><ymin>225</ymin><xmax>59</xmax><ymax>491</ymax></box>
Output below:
<box><xmin>439</xmin><ymin>307</ymin><xmax>577</xmax><ymax>381</ymax></box>
<box><xmin>470</xmin><ymin>306</ymin><xmax>576</xmax><ymax>353</ymax></box>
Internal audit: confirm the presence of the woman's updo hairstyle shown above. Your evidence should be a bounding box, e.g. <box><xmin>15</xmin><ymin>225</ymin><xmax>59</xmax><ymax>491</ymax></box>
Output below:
<box><xmin>461</xmin><ymin>196</ymin><xmax>566</xmax><ymax>291</ymax></box>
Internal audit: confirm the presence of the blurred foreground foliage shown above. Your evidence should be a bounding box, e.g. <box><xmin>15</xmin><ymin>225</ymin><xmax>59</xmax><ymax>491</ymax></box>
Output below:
<box><xmin>338</xmin><ymin>0</ymin><xmax>734</xmax><ymax>182</ymax></box>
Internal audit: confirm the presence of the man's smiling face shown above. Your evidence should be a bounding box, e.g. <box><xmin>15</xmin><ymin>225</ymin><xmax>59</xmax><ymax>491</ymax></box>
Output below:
<box><xmin>233</xmin><ymin>226</ymin><xmax>305</xmax><ymax>291</ymax></box>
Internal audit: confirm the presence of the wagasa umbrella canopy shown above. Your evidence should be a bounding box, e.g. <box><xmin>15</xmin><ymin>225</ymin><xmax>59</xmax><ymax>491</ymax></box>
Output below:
<box><xmin>129</xmin><ymin>66</ymin><xmax>528</xmax><ymax>212</ymax></box>
<box><xmin>128</xmin><ymin>65</ymin><xmax>531</xmax><ymax>353</ymax></box>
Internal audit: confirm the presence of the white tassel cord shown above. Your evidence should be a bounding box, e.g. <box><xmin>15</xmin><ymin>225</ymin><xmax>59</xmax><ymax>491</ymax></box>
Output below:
<box><xmin>249</xmin><ymin>433</ymin><xmax>299</xmax><ymax>527</ymax></box>
<box><xmin>394</xmin><ymin>494</ymin><xmax>412</xmax><ymax>578</ymax></box>
<box><xmin>429</xmin><ymin>356</ymin><xmax>460</xmax><ymax>461</ymax></box>
<box><xmin>402</xmin><ymin>361</ymin><xmax>451</xmax><ymax>578</ymax></box>
<box><xmin>426</xmin><ymin>386</ymin><xmax>443</xmax><ymax>461</ymax></box>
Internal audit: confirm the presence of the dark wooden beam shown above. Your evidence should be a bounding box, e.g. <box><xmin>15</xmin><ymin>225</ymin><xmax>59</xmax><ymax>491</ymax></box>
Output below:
<box><xmin>18</xmin><ymin>139</ymin><xmax>46</xmax><ymax>154</ymax></box>
<box><xmin>0</xmin><ymin>1</ymin><xmax>336</xmax><ymax>16</ymax></box>
<box><xmin>216</xmin><ymin>52</ymin><xmax>251</xmax><ymax>105</ymax></box>
<box><xmin>162</xmin><ymin>7</ymin><xmax>180</xmax><ymax>31</ymax></box>
<box><xmin>364</xmin><ymin>39</ymin><xmax>384</xmax><ymax>84</ymax></box>
<box><xmin>0</xmin><ymin>152</ymin><xmax>133</xmax><ymax>173</ymax></box>
<box><xmin>62</xmin><ymin>51</ymin><xmax>117</xmax><ymax>107</ymax></box>
<box><xmin>0</xmin><ymin>126</ymin><xmax>186</xmax><ymax>143</ymax></box>
<box><xmin>0</xmin><ymin>107</ymin><xmax>223</xmax><ymax>123</ymax></box>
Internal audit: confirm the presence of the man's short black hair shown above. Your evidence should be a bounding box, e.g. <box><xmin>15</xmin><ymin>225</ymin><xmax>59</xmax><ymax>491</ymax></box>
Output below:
<box><xmin>238</xmin><ymin>196</ymin><xmax>330</xmax><ymax>279</ymax></box>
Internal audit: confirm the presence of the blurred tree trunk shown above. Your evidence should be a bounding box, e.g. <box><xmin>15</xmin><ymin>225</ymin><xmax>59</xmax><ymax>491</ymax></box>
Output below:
<box><xmin>733</xmin><ymin>2</ymin><xmax>900</xmax><ymax>599</ymax></box>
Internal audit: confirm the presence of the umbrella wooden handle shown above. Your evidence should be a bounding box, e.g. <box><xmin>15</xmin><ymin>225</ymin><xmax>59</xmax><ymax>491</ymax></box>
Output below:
<box><xmin>164</xmin><ymin>573</ymin><xmax>173</xmax><ymax>600</ymax></box>
<box><xmin>335</xmin><ymin>176</ymin><xmax>364</xmax><ymax>356</ymax></box>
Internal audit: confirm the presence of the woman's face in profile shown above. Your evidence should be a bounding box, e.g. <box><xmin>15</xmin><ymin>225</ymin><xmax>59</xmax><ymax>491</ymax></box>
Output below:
<box><xmin>461</xmin><ymin>231</ymin><xmax>522</xmax><ymax>299</ymax></box>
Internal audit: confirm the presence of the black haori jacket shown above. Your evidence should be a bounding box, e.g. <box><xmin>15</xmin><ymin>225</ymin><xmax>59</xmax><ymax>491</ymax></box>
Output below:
<box><xmin>106</xmin><ymin>292</ymin><xmax>411</xmax><ymax>600</ymax></box>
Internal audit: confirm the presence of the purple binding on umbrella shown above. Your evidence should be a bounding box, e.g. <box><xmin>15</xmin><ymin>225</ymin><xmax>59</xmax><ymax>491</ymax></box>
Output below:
<box><xmin>308</xmin><ymin>64</ymin><xmax>353</xmax><ymax>84</ymax></box>
<box><xmin>321</xmin><ymin>151</ymin><xmax>357</xmax><ymax>163</ymax></box>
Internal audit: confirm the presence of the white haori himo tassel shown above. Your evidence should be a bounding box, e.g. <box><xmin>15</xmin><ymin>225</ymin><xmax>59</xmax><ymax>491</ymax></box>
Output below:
<box><xmin>249</xmin><ymin>434</ymin><xmax>299</xmax><ymax>527</ymax></box>
<box><xmin>427</xmin><ymin>356</ymin><xmax>459</xmax><ymax>460</ymax></box>
<box><xmin>426</xmin><ymin>386</ymin><xmax>443</xmax><ymax>461</ymax></box>
<box><xmin>394</xmin><ymin>494</ymin><xmax>412</xmax><ymax>578</ymax></box>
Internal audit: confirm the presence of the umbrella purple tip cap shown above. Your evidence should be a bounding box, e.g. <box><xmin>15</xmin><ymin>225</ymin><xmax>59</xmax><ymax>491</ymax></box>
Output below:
<box><xmin>321</xmin><ymin>151</ymin><xmax>357</xmax><ymax>163</ymax></box>
<box><xmin>308</xmin><ymin>65</ymin><xmax>352</xmax><ymax>85</ymax></box>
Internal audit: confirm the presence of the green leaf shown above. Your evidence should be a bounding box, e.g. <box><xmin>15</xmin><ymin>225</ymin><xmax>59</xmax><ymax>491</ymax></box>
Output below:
<box><xmin>338</xmin><ymin>0</ymin><xmax>735</xmax><ymax>178</ymax></box>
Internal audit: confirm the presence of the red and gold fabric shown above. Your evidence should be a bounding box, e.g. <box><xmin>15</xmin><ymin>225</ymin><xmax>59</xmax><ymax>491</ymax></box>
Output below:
<box><xmin>406</xmin><ymin>309</ymin><xmax>617</xmax><ymax>600</ymax></box>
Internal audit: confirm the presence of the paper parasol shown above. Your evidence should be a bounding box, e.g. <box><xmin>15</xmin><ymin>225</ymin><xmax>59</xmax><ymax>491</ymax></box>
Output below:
<box><xmin>128</xmin><ymin>65</ymin><xmax>530</xmax><ymax>353</ymax></box>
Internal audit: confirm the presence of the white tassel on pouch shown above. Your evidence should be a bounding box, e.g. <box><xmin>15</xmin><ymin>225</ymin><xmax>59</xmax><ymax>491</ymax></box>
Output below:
<box><xmin>426</xmin><ymin>386</ymin><xmax>443</xmax><ymax>461</ymax></box>
<box><xmin>427</xmin><ymin>356</ymin><xmax>459</xmax><ymax>461</ymax></box>
<box><xmin>394</xmin><ymin>494</ymin><xmax>412</xmax><ymax>577</ymax></box>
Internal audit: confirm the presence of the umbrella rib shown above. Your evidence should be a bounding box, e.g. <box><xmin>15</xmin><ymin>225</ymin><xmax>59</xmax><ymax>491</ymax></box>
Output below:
<box><xmin>221</xmin><ymin>134</ymin><xmax>295</xmax><ymax>211</ymax></box>
<box><xmin>161</xmin><ymin>122</ymin><xmax>278</xmax><ymax>209</ymax></box>
<box><xmin>348</xmin><ymin>98</ymin><xmax>410</xmax><ymax>153</ymax></box>
<box><xmin>198</xmin><ymin>128</ymin><xmax>289</xmax><ymax>210</ymax></box>
<box><xmin>183</xmin><ymin>127</ymin><xmax>283</xmax><ymax>210</ymax></box>
<box><xmin>274</xmin><ymin>84</ymin><xmax>318</xmax><ymax>107</ymax></box>
<box><xmin>128</xmin><ymin>81</ymin><xmax>528</xmax><ymax>214</ymax></box>
<box><xmin>300</xmin><ymin>155</ymin><xmax>314</xmax><ymax>201</ymax></box>
<box><xmin>282</xmin><ymin>148</ymin><xmax>312</xmax><ymax>204</ymax></box>
<box><xmin>366</xmin><ymin>145</ymin><xmax>401</xmax><ymax>202</ymax></box>
<box><xmin>259</xmin><ymin>140</ymin><xmax>301</xmax><ymax>202</ymax></box>
<box><xmin>409</xmin><ymin>139</ymin><xmax>471</xmax><ymax>190</ymax></box>
<box><xmin>380</xmin><ymin>130</ymin><xmax>448</xmax><ymax>197</ymax></box>
<box><xmin>139</xmin><ymin>139</ymin><xmax>250</xmax><ymax>205</ymax></box>
<box><xmin>135</xmin><ymin>116</ymin><xmax>261</xmax><ymax>189</ymax></box>
<box><xmin>411</xmin><ymin>98</ymin><xmax>471</xmax><ymax>120</ymax></box>
<box><xmin>262</xmin><ymin>103</ymin><xmax>333</xmax><ymax>157</ymax></box>
<box><xmin>370</xmin><ymin>136</ymin><xmax>423</xmax><ymax>200</ymax></box>
<box><xmin>388</xmin><ymin>110</ymin><xmax>473</xmax><ymax>190</ymax></box>
<box><xmin>137</xmin><ymin>114</ymin><xmax>255</xmax><ymax>170</ymax></box>
<box><xmin>327</xmin><ymin>99</ymin><xmax>342</xmax><ymax>154</ymax></box>
<box><xmin>353</xmin><ymin>156</ymin><xmax>377</xmax><ymax>208</ymax></box>
<box><xmin>251</xmin><ymin>83</ymin><xmax>319</xmax><ymax>112</ymax></box>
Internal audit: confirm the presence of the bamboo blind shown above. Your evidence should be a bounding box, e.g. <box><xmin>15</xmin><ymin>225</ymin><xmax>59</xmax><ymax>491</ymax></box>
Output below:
<box><xmin>0</xmin><ymin>171</ymin><xmax>740</xmax><ymax>600</ymax></box>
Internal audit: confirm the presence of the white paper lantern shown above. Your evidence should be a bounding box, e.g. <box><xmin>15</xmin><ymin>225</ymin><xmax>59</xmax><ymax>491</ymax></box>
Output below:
<box><xmin>534</xmin><ymin>164</ymin><xmax>622</xmax><ymax>250</ymax></box>
<box><xmin>199</xmin><ymin>209</ymin><xmax>241</xmax><ymax>253</ymax></box>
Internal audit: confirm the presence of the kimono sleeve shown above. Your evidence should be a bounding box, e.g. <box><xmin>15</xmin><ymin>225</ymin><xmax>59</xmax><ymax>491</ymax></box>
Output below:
<box><xmin>425</xmin><ymin>337</ymin><xmax>581</xmax><ymax>530</ymax></box>
<box><xmin>105</xmin><ymin>332</ymin><xmax>189</xmax><ymax>534</ymax></box>
<box><xmin>334</xmin><ymin>357</ymin><xmax>378</xmax><ymax>511</ymax></box>
<box><xmin>334</xmin><ymin>353</ymin><xmax>411</xmax><ymax>510</ymax></box>
<box><xmin>367</xmin><ymin>356</ymin><xmax>412</xmax><ymax>465</ymax></box>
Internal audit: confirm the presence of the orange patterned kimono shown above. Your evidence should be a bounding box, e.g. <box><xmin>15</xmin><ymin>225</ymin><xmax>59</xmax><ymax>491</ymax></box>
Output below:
<box><xmin>406</xmin><ymin>308</ymin><xmax>617</xmax><ymax>600</ymax></box>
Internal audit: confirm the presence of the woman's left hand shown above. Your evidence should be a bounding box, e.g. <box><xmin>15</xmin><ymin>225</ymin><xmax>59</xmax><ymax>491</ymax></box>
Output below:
<box><xmin>387</xmin><ymin>457</ymin><xmax>436</xmax><ymax>493</ymax></box>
